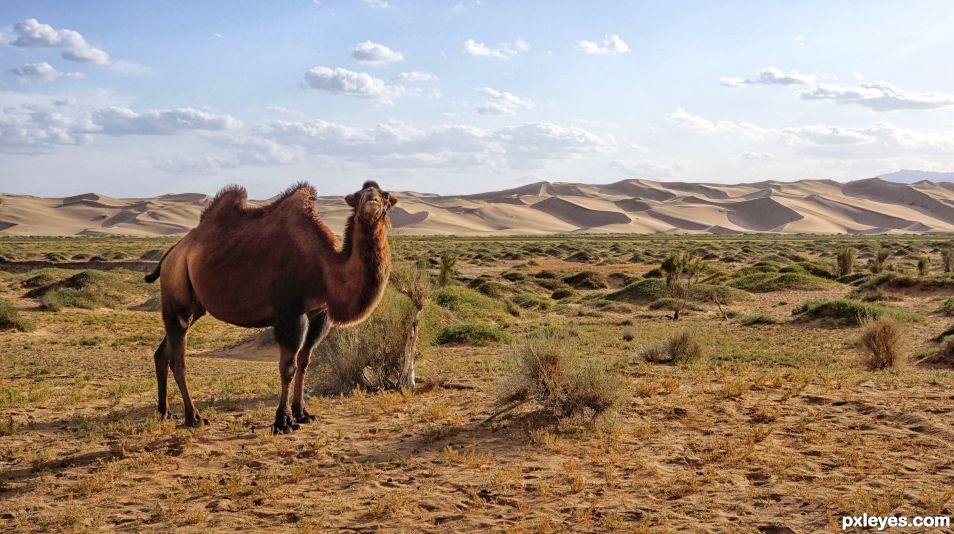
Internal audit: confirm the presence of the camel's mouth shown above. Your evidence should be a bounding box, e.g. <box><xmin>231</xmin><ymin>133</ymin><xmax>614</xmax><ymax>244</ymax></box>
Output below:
<box><xmin>358</xmin><ymin>199</ymin><xmax>391</xmax><ymax>225</ymax></box>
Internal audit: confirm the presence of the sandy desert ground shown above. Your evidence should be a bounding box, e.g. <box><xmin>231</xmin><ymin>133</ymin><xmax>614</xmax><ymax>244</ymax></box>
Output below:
<box><xmin>1</xmin><ymin>235</ymin><xmax>954</xmax><ymax>532</ymax></box>
<box><xmin>5</xmin><ymin>177</ymin><xmax>954</xmax><ymax>237</ymax></box>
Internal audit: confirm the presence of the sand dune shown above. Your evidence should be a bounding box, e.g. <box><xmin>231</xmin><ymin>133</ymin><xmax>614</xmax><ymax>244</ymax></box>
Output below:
<box><xmin>5</xmin><ymin>176</ymin><xmax>954</xmax><ymax>236</ymax></box>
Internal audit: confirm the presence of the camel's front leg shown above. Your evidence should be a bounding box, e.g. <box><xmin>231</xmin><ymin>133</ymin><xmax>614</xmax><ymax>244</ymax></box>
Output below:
<box><xmin>273</xmin><ymin>314</ymin><xmax>307</xmax><ymax>434</ymax></box>
<box><xmin>292</xmin><ymin>311</ymin><xmax>330</xmax><ymax>424</ymax></box>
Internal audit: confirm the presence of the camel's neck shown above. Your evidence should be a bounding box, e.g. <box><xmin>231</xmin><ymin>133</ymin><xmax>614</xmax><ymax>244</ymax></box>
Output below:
<box><xmin>322</xmin><ymin>215</ymin><xmax>391</xmax><ymax>325</ymax></box>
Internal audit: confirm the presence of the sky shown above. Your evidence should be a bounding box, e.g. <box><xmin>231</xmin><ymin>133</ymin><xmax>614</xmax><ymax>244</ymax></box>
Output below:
<box><xmin>1</xmin><ymin>0</ymin><xmax>954</xmax><ymax>198</ymax></box>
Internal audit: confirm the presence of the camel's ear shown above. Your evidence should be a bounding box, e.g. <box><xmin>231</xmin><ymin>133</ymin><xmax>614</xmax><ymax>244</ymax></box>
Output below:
<box><xmin>386</xmin><ymin>192</ymin><xmax>398</xmax><ymax>207</ymax></box>
<box><xmin>345</xmin><ymin>193</ymin><xmax>356</xmax><ymax>207</ymax></box>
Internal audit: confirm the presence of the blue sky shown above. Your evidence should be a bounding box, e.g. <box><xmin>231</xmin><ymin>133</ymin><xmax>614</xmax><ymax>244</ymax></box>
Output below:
<box><xmin>1</xmin><ymin>0</ymin><xmax>954</xmax><ymax>197</ymax></box>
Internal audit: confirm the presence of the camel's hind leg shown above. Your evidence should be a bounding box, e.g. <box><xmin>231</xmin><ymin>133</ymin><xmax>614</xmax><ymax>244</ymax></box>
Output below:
<box><xmin>162</xmin><ymin>307</ymin><xmax>208</xmax><ymax>427</ymax></box>
<box><xmin>273</xmin><ymin>313</ymin><xmax>308</xmax><ymax>434</ymax></box>
<box><xmin>153</xmin><ymin>336</ymin><xmax>171</xmax><ymax>418</ymax></box>
<box><xmin>292</xmin><ymin>311</ymin><xmax>330</xmax><ymax>423</ymax></box>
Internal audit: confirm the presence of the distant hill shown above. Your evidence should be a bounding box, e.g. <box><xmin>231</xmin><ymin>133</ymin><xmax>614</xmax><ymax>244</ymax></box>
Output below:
<box><xmin>879</xmin><ymin>169</ymin><xmax>954</xmax><ymax>183</ymax></box>
<box><xmin>5</xmin><ymin>176</ymin><xmax>954</xmax><ymax>236</ymax></box>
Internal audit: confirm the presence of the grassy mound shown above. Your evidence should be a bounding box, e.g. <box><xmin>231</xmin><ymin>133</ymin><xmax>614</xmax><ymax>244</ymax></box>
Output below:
<box><xmin>606</xmin><ymin>278</ymin><xmax>667</xmax><ymax>302</ymax></box>
<box><xmin>436</xmin><ymin>322</ymin><xmax>508</xmax><ymax>346</ymax></box>
<box><xmin>433</xmin><ymin>285</ymin><xmax>506</xmax><ymax>321</ymax></box>
<box><xmin>562</xmin><ymin>270</ymin><xmax>608</xmax><ymax>290</ymax></box>
<box><xmin>792</xmin><ymin>298</ymin><xmax>920</xmax><ymax>327</ymax></box>
<box><xmin>739</xmin><ymin>314</ymin><xmax>781</xmax><ymax>326</ymax></box>
<box><xmin>728</xmin><ymin>272</ymin><xmax>837</xmax><ymax>292</ymax></box>
<box><xmin>0</xmin><ymin>298</ymin><xmax>35</xmax><ymax>332</ymax></box>
<box><xmin>27</xmin><ymin>270</ymin><xmax>139</xmax><ymax>311</ymax></box>
<box><xmin>648</xmin><ymin>298</ymin><xmax>702</xmax><ymax>312</ymax></box>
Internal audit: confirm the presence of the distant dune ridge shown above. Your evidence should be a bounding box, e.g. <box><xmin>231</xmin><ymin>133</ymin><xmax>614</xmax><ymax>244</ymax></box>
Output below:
<box><xmin>4</xmin><ymin>174</ymin><xmax>954</xmax><ymax>236</ymax></box>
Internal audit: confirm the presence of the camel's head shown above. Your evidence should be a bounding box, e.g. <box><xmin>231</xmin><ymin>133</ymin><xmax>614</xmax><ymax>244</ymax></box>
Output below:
<box><xmin>346</xmin><ymin>180</ymin><xmax>398</xmax><ymax>226</ymax></box>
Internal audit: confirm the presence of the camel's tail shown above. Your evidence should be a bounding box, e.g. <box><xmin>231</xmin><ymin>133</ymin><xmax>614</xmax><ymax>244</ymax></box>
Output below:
<box><xmin>144</xmin><ymin>242</ymin><xmax>178</xmax><ymax>283</ymax></box>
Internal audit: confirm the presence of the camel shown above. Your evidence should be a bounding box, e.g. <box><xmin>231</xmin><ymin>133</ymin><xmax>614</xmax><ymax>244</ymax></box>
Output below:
<box><xmin>145</xmin><ymin>180</ymin><xmax>397</xmax><ymax>433</ymax></box>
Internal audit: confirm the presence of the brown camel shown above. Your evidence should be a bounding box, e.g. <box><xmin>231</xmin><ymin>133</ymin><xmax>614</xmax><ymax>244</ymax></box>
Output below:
<box><xmin>145</xmin><ymin>180</ymin><xmax>397</xmax><ymax>433</ymax></box>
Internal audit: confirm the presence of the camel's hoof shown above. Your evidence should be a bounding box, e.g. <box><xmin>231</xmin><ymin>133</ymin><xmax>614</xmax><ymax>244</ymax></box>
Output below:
<box><xmin>185</xmin><ymin>415</ymin><xmax>209</xmax><ymax>428</ymax></box>
<box><xmin>293</xmin><ymin>408</ymin><xmax>316</xmax><ymax>424</ymax></box>
<box><xmin>272</xmin><ymin>412</ymin><xmax>300</xmax><ymax>435</ymax></box>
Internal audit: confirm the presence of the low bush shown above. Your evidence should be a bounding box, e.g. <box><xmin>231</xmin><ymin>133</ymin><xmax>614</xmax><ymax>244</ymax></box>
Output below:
<box><xmin>858</xmin><ymin>319</ymin><xmax>903</xmax><ymax>370</ymax></box>
<box><xmin>496</xmin><ymin>328</ymin><xmax>624</xmax><ymax>419</ymax></box>
<box><xmin>640</xmin><ymin>331</ymin><xmax>704</xmax><ymax>364</ymax></box>
<box><xmin>728</xmin><ymin>272</ymin><xmax>835</xmax><ymax>292</ymax></box>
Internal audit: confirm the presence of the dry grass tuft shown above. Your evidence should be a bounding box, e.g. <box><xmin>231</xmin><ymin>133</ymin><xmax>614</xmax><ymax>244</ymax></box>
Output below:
<box><xmin>497</xmin><ymin>328</ymin><xmax>624</xmax><ymax>419</ymax></box>
<box><xmin>858</xmin><ymin>319</ymin><xmax>903</xmax><ymax>370</ymax></box>
<box><xmin>640</xmin><ymin>331</ymin><xmax>704</xmax><ymax>364</ymax></box>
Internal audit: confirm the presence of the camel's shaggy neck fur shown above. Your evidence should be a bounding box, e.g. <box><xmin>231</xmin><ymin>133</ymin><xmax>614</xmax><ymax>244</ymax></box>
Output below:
<box><xmin>319</xmin><ymin>206</ymin><xmax>391</xmax><ymax>325</ymax></box>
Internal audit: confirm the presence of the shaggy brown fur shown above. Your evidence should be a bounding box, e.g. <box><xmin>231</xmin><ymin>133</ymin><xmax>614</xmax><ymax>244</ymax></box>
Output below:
<box><xmin>146</xmin><ymin>180</ymin><xmax>397</xmax><ymax>433</ymax></box>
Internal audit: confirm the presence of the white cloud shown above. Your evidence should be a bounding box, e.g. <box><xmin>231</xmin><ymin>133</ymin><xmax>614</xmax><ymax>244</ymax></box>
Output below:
<box><xmin>738</xmin><ymin>151</ymin><xmax>779</xmax><ymax>162</ymax></box>
<box><xmin>576</xmin><ymin>34</ymin><xmax>630</xmax><ymax>55</ymax></box>
<box><xmin>475</xmin><ymin>87</ymin><xmax>534</xmax><ymax>115</ymax></box>
<box><xmin>0</xmin><ymin>99</ymin><xmax>97</xmax><ymax>150</ymax></box>
<box><xmin>720</xmin><ymin>66</ymin><xmax>816</xmax><ymax>88</ymax></box>
<box><xmin>10</xmin><ymin>18</ymin><xmax>110</xmax><ymax>65</ymax></box>
<box><xmin>669</xmin><ymin>107</ymin><xmax>954</xmax><ymax>159</ymax></box>
<box><xmin>264</xmin><ymin>105</ymin><xmax>304</xmax><ymax>117</ymax></box>
<box><xmin>363</xmin><ymin>0</ymin><xmax>392</xmax><ymax>7</ymax></box>
<box><xmin>609</xmin><ymin>159</ymin><xmax>684</xmax><ymax>178</ymax></box>
<box><xmin>93</xmin><ymin>107</ymin><xmax>241</xmax><ymax>135</ymax></box>
<box><xmin>462</xmin><ymin>38</ymin><xmax>529</xmax><ymax>59</ymax></box>
<box><xmin>352</xmin><ymin>41</ymin><xmax>404</xmax><ymax>65</ymax></box>
<box><xmin>303</xmin><ymin>66</ymin><xmax>408</xmax><ymax>105</ymax></box>
<box><xmin>799</xmin><ymin>80</ymin><xmax>954</xmax><ymax>111</ymax></box>
<box><xmin>9</xmin><ymin>62</ymin><xmax>83</xmax><ymax>82</ymax></box>
<box><xmin>157</xmin><ymin>135</ymin><xmax>297</xmax><ymax>173</ymax></box>
<box><xmin>258</xmin><ymin>118</ymin><xmax>613</xmax><ymax>170</ymax></box>
<box><xmin>393</xmin><ymin>70</ymin><xmax>437</xmax><ymax>82</ymax></box>
<box><xmin>668</xmin><ymin>107</ymin><xmax>766</xmax><ymax>137</ymax></box>
<box><xmin>628</xmin><ymin>143</ymin><xmax>650</xmax><ymax>153</ymax></box>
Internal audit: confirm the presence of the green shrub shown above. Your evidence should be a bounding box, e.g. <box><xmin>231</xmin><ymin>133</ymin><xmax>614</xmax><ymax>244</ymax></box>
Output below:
<box><xmin>436</xmin><ymin>322</ymin><xmax>508</xmax><ymax>346</ymax></box>
<box><xmin>30</xmin><ymin>270</ymin><xmax>133</xmax><ymax>311</ymax></box>
<box><xmin>0</xmin><ymin>299</ymin><xmax>34</xmax><ymax>332</ymax></box>
<box><xmin>792</xmin><ymin>298</ymin><xmax>919</xmax><ymax>327</ymax></box>
<box><xmin>496</xmin><ymin>328</ymin><xmax>623</xmax><ymax>418</ymax></box>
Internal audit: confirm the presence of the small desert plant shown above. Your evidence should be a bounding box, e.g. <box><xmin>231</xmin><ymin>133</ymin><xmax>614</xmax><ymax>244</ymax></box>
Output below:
<box><xmin>917</xmin><ymin>256</ymin><xmax>930</xmax><ymax>276</ymax></box>
<box><xmin>390</xmin><ymin>261</ymin><xmax>432</xmax><ymax>390</ymax></box>
<box><xmin>310</xmin><ymin>288</ymin><xmax>434</xmax><ymax>394</ymax></box>
<box><xmin>869</xmin><ymin>246</ymin><xmax>892</xmax><ymax>274</ymax></box>
<box><xmin>496</xmin><ymin>329</ymin><xmax>623</xmax><ymax>419</ymax></box>
<box><xmin>0</xmin><ymin>298</ymin><xmax>34</xmax><ymax>332</ymax></box>
<box><xmin>438</xmin><ymin>251</ymin><xmax>458</xmax><ymax>287</ymax></box>
<box><xmin>943</xmin><ymin>247</ymin><xmax>954</xmax><ymax>273</ymax></box>
<box><xmin>858</xmin><ymin>319</ymin><xmax>903</xmax><ymax>370</ymax></box>
<box><xmin>835</xmin><ymin>247</ymin><xmax>856</xmax><ymax>277</ymax></box>
<box><xmin>660</xmin><ymin>252</ymin><xmax>704</xmax><ymax>320</ymax></box>
<box><xmin>640</xmin><ymin>331</ymin><xmax>704</xmax><ymax>364</ymax></box>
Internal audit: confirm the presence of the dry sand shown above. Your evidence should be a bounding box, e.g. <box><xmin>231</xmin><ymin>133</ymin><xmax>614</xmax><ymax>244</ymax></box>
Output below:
<box><xmin>5</xmin><ymin>177</ymin><xmax>954</xmax><ymax>236</ymax></box>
